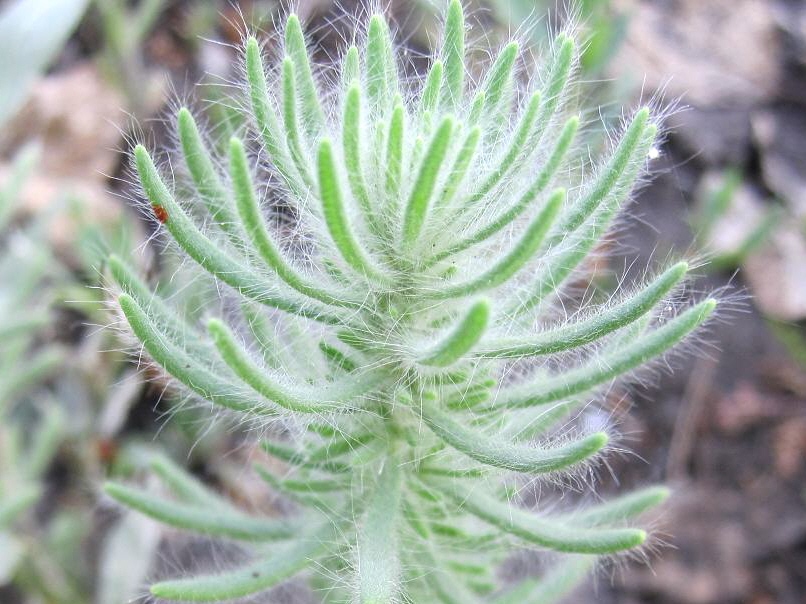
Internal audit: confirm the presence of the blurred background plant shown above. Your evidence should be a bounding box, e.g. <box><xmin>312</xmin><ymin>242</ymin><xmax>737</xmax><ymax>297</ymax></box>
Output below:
<box><xmin>0</xmin><ymin>140</ymin><xmax>158</xmax><ymax>603</ymax></box>
<box><xmin>0</xmin><ymin>0</ymin><xmax>803</xmax><ymax>603</ymax></box>
<box><xmin>94</xmin><ymin>0</ymin><xmax>168</xmax><ymax>118</ymax></box>
<box><xmin>690</xmin><ymin>169</ymin><xmax>781</xmax><ymax>272</ymax></box>
<box><xmin>0</xmin><ymin>1</ymin><xmax>215</xmax><ymax>602</ymax></box>
<box><xmin>488</xmin><ymin>0</ymin><xmax>626</xmax><ymax>76</ymax></box>
<box><xmin>0</xmin><ymin>144</ymin><xmax>68</xmax><ymax>594</ymax></box>
<box><xmin>0</xmin><ymin>0</ymin><xmax>90</xmax><ymax>126</ymax></box>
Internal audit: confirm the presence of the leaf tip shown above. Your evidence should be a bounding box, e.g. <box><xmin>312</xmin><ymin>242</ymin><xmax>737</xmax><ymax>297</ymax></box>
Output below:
<box><xmin>651</xmin><ymin>485</ymin><xmax>672</xmax><ymax>506</ymax></box>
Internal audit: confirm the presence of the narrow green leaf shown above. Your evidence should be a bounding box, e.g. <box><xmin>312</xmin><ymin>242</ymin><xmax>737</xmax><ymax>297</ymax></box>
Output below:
<box><xmin>240</xmin><ymin>301</ymin><xmax>285</xmax><ymax>368</ymax></box>
<box><xmin>150</xmin><ymin>521</ymin><xmax>335</xmax><ymax>601</ymax></box>
<box><xmin>436</xmin><ymin>483</ymin><xmax>646</xmax><ymax>554</ymax></box>
<box><xmin>373</xmin><ymin>113</ymin><xmax>388</xmax><ymax>181</ymax></box>
<box><xmin>319</xmin><ymin>340</ymin><xmax>359</xmax><ymax>373</ymax></box>
<box><xmin>420</xmin><ymin>60</ymin><xmax>443</xmax><ymax>122</ymax></box>
<box><xmin>366</xmin><ymin>15</ymin><xmax>397</xmax><ymax>116</ymax></box>
<box><xmin>416</xmin><ymin>397</ymin><xmax>607</xmax><ymax>474</ymax></box>
<box><xmin>401</xmin><ymin>116</ymin><xmax>455</xmax><ymax>248</ymax></box>
<box><xmin>403</xmin><ymin>519</ymin><xmax>485</xmax><ymax>604</ymax></box>
<box><xmin>429</xmin><ymin>115</ymin><xmax>578</xmax><ymax>265</ymax></box>
<box><xmin>133</xmin><ymin>145</ymin><xmax>340</xmax><ymax>322</ymax></box>
<box><xmin>285</xmin><ymin>14</ymin><xmax>325</xmax><ymax>134</ymax></box>
<box><xmin>503</xmin><ymin>400</ymin><xmax>582</xmax><ymax>442</ymax></box>
<box><xmin>440</xmin><ymin>0</ymin><xmax>465</xmax><ymax>110</ymax></box>
<box><xmin>244</xmin><ymin>37</ymin><xmax>304</xmax><ymax>197</ymax></box>
<box><xmin>463</xmin><ymin>91</ymin><xmax>542</xmax><ymax>209</ymax></box>
<box><xmin>254</xmin><ymin>466</ymin><xmax>341</xmax><ymax>508</ymax></box>
<box><xmin>317</xmin><ymin>138</ymin><xmax>389</xmax><ymax>282</ymax></box>
<box><xmin>428</xmin><ymin>188</ymin><xmax>564</xmax><ymax>298</ymax></box>
<box><xmin>513</xmin><ymin>122</ymin><xmax>658</xmax><ymax>315</ymax></box>
<box><xmin>118</xmin><ymin>293</ymin><xmax>275</xmax><ymax>415</ymax></box>
<box><xmin>491</xmin><ymin>557</ymin><xmax>595</xmax><ymax>604</ymax></box>
<box><xmin>444</xmin><ymin>384</ymin><xmax>493</xmax><ymax>410</ymax></box>
<box><xmin>150</xmin><ymin>454</ymin><xmax>232</xmax><ymax>510</ymax></box>
<box><xmin>418</xmin><ymin>300</ymin><xmax>490</xmax><ymax>367</ymax></box>
<box><xmin>255</xmin><ymin>467</ymin><xmax>347</xmax><ymax>494</ymax></box>
<box><xmin>343</xmin><ymin>84</ymin><xmax>374</xmax><ymax>225</ymax></box>
<box><xmin>502</xmin><ymin>321</ymin><xmax>655</xmax><ymax>441</ymax></box>
<box><xmin>478</xmin><ymin>262</ymin><xmax>688</xmax><ymax>357</ymax></box>
<box><xmin>336</xmin><ymin>328</ymin><xmax>375</xmax><ymax>353</ymax></box>
<box><xmin>306</xmin><ymin>431</ymin><xmax>378</xmax><ymax>463</ymax></box>
<box><xmin>261</xmin><ymin>440</ymin><xmax>351</xmax><ymax>474</ymax></box>
<box><xmin>446</xmin><ymin>561</ymin><xmax>489</xmax><ymax>576</ymax></box>
<box><xmin>416</xmin><ymin>464</ymin><xmax>489</xmax><ymax>479</ymax></box>
<box><xmin>472</xmin><ymin>42</ymin><xmax>518</xmax><ymax>124</ymax></box>
<box><xmin>402</xmin><ymin>498</ymin><xmax>430</xmax><ymax>539</ymax></box>
<box><xmin>497</xmin><ymin>299</ymin><xmax>717</xmax><ymax>409</ymax></box>
<box><xmin>208</xmin><ymin>318</ymin><xmax>369</xmax><ymax>414</ymax></box>
<box><xmin>428</xmin><ymin>522</ymin><xmax>497</xmax><ymax>546</ymax></box>
<box><xmin>437</xmin><ymin>125</ymin><xmax>481</xmax><ymax>209</ymax></box>
<box><xmin>385</xmin><ymin>102</ymin><xmax>405</xmax><ymax>197</ymax></box>
<box><xmin>282</xmin><ymin>57</ymin><xmax>314</xmax><ymax>188</ymax></box>
<box><xmin>177</xmin><ymin>108</ymin><xmax>238</xmax><ymax>238</ymax></box>
<box><xmin>552</xmin><ymin>107</ymin><xmax>651</xmax><ymax>237</ymax></box>
<box><xmin>104</xmin><ymin>483</ymin><xmax>294</xmax><ymax>542</ymax></box>
<box><xmin>108</xmin><ymin>254</ymin><xmax>219</xmax><ymax>365</ymax></box>
<box><xmin>531</xmin><ymin>34</ymin><xmax>575</xmax><ymax>142</ymax></box>
<box><xmin>229</xmin><ymin>137</ymin><xmax>359</xmax><ymax>309</ymax></box>
<box><xmin>467</xmin><ymin>91</ymin><xmax>486</xmax><ymax>125</ymax></box>
<box><xmin>568</xmin><ymin>485</ymin><xmax>671</xmax><ymax>526</ymax></box>
<box><xmin>342</xmin><ymin>44</ymin><xmax>360</xmax><ymax>91</ymax></box>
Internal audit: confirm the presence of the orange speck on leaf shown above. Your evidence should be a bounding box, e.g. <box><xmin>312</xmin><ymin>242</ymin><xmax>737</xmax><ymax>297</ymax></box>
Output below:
<box><xmin>153</xmin><ymin>205</ymin><xmax>169</xmax><ymax>223</ymax></box>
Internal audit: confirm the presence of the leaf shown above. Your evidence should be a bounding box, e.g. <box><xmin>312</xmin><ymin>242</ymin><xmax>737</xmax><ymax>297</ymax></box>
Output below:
<box><xmin>436</xmin><ymin>482</ymin><xmax>646</xmax><ymax>554</ymax></box>
<box><xmin>150</xmin><ymin>521</ymin><xmax>336</xmax><ymax>601</ymax></box>
<box><xmin>497</xmin><ymin>299</ymin><xmax>717</xmax><ymax>409</ymax></box>
<box><xmin>317</xmin><ymin>139</ymin><xmax>390</xmax><ymax>283</ymax></box>
<box><xmin>0</xmin><ymin>484</ymin><xmax>41</xmax><ymax>530</ymax></box>
<box><xmin>0</xmin><ymin>532</ymin><xmax>25</xmax><ymax>584</ymax></box>
<box><xmin>478</xmin><ymin>262</ymin><xmax>688</xmax><ymax>358</ymax></box>
<box><xmin>104</xmin><ymin>483</ymin><xmax>295</xmax><ymax>542</ymax></box>
<box><xmin>418</xmin><ymin>300</ymin><xmax>491</xmax><ymax>367</ymax></box>
<box><xmin>415</xmin><ymin>396</ymin><xmax>607</xmax><ymax>474</ymax></box>
<box><xmin>95</xmin><ymin>510</ymin><xmax>162</xmax><ymax>604</ymax></box>
<box><xmin>0</xmin><ymin>0</ymin><xmax>90</xmax><ymax>126</ymax></box>
<box><xmin>491</xmin><ymin>556</ymin><xmax>595</xmax><ymax>604</ymax></box>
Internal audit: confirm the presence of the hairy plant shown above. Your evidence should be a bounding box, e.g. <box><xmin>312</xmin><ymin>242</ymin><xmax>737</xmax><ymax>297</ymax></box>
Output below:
<box><xmin>105</xmin><ymin>2</ymin><xmax>716</xmax><ymax>602</ymax></box>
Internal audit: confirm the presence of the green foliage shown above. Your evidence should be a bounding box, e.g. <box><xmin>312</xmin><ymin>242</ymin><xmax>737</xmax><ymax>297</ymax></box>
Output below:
<box><xmin>94</xmin><ymin>0</ymin><xmax>166</xmax><ymax>116</ymax></box>
<box><xmin>0</xmin><ymin>146</ymin><xmax>67</xmax><ymax>588</ymax></box>
<box><xmin>487</xmin><ymin>0</ymin><xmax>627</xmax><ymax>75</ymax></box>
<box><xmin>692</xmin><ymin>168</ymin><xmax>782</xmax><ymax>270</ymax></box>
<box><xmin>0</xmin><ymin>144</ymin><xmax>161</xmax><ymax>604</ymax></box>
<box><xmin>0</xmin><ymin>0</ymin><xmax>90</xmax><ymax>126</ymax></box>
<box><xmin>107</xmin><ymin>2</ymin><xmax>716</xmax><ymax>601</ymax></box>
